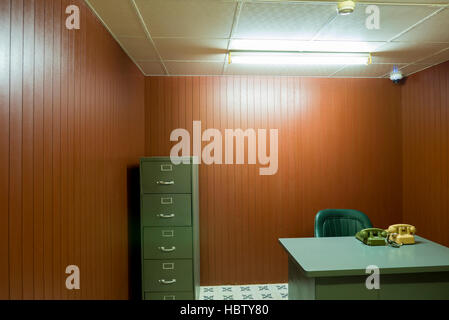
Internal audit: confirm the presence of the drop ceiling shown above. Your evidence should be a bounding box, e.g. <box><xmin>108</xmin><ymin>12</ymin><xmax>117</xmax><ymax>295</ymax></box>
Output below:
<box><xmin>85</xmin><ymin>0</ymin><xmax>449</xmax><ymax>78</ymax></box>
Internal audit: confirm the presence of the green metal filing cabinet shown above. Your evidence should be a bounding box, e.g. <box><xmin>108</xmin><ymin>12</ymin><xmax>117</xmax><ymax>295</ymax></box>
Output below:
<box><xmin>140</xmin><ymin>157</ymin><xmax>200</xmax><ymax>300</ymax></box>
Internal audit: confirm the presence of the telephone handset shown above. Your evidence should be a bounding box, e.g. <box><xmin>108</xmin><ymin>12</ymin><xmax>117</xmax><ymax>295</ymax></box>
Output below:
<box><xmin>355</xmin><ymin>228</ymin><xmax>387</xmax><ymax>246</ymax></box>
<box><xmin>386</xmin><ymin>224</ymin><xmax>416</xmax><ymax>245</ymax></box>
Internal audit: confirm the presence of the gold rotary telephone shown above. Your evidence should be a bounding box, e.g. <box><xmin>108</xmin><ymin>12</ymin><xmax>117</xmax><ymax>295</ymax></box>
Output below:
<box><xmin>386</xmin><ymin>224</ymin><xmax>416</xmax><ymax>246</ymax></box>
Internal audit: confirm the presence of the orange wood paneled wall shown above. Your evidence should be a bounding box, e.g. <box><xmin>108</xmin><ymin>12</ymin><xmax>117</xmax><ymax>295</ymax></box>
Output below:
<box><xmin>144</xmin><ymin>76</ymin><xmax>403</xmax><ymax>285</ymax></box>
<box><xmin>0</xmin><ymin>0</ymin><xmax>145</xmax><ymax>299</ymax></box>
<box><xmin>402</xmin><ymin>61</ymin><xmax>449</xmax><ymax>247</ymax></box>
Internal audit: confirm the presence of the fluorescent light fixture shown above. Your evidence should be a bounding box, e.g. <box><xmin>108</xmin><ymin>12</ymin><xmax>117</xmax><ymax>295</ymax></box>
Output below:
<box><xmin>229</xmin><ymin>51</ymin><xmax>372</xmax><ymax>65</ymax></box>
<box><xmin>230</xmin><ymin>39</ymin><xmax>382</xmax><ymax>53</ymax></box>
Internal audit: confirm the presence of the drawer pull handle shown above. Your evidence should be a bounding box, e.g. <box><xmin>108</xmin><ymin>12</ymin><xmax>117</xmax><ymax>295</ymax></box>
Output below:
<box><xmin>157</xmin><ymin>214</ymin><xmax>175</xmax><ymax>219</ymax></box>
<box><xmin>159</xmin><ymin>279</ymin><xmax>176</xmax><ymax>285</ymax></box>
<box><xmin>161</xmin><ymin>197</ymin><xmax>173</xmax><ymax>205</ymax></box>
<box><xmin>157</xmin><ymin>181</ymin><xmax>175</xmax><ymax>185</ymax></box>
<box><xmin>158</xmin><ymin>246</ymin><xmax>176</xmax><ymax>252</ymax></box>
<box><xmin>161</xmin><ymin>164</ymin><xmax>173</xmax><ymax>172</ymax></box>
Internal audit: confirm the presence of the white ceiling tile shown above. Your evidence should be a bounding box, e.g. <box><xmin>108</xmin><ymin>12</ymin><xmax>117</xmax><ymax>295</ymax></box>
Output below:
<box><xmin>138</xmin><ymin>61</ymin><xmax>166</xmax><ymax>75</ymax></box>
<box><xmin>88</xmin><ymin>0</ymin><xmax>145</xmax><ymax>37</ymax></box>
<box><xmin>333</xmin><ymin>63</ymin><xmax>403</xmax><ymax>78</ymax></box>
<box><xmin>225</xmin><ymin>64</ymin><xmax>343</xmax><ymax>77</ymax></box>
<box><xmin>234</xmin><ymin>2</ymin><xmax>337</xmax><ymax>40</ymax></box>
<box><xmin>316</xmin><ymin>4</ymin><xmax>438</xmax><ymax>42</ymax></box>
<box><xmin>372</xmin><ymin>42</ymin><xmax>449</xmax><ymax>63</ymax></box>
<box><xmin>165</xmin><ymin>61</ymin><xmax>223</xmax><ymax>75</ymax></box>
<box><xmin>117</xmin><ymin>37</ymin><xmax>160</xmax><ymax>61</ymax></box>
<box><xmin>154</xmin><ymin>38</ymin><xmax>228</xmax><ymax>61</ymax></box>
<box><xmin>414</xmin><ymin>47</ymin><xmax>449</xmax><ymax>64</ymax></box>
<box><xmin>399</xmin><ymin>63</ymin><xmax>432</xmax><ymax>76</ymax></box>
<box><xmin>135</xmin><ymin>0</ymin><xmax>236</xmax><ymax>38</ymax></box>
<box><xmin>395</xmin><ymin>7</ymin><xmax>449</xmax><ymax>42</ymax></box>
<box><xmin>88</xmin><ymin>0</ymin><xmax>449</xmax><ymax>77</ymax></box>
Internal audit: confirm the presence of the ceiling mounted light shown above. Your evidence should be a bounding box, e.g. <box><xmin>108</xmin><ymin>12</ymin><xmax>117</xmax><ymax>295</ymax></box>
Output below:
<box><xmin>228</xmin><ymin>51</ymin><xmax>372</xmax><ymax>66</ymax></box>
<box><xmin>230</xmin><ymin>39</ymin><xmax>380</xmax><ymax>53</ymax></box>
<box><xmin>390</xmin><ymin>66</ymin><xmax>404</xmax><ymax>84</ymax></box>
<box><xmin>337</xmin><ymin>1</ymin><xmax>356</xmax><ymax>15</ymax></box>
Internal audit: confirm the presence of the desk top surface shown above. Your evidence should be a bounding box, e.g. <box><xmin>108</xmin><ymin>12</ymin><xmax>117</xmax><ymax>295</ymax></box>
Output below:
<box><xmin>279</xmin><ymin>236</ymin><xmax>449</xmax><ymax>277</ymax></box>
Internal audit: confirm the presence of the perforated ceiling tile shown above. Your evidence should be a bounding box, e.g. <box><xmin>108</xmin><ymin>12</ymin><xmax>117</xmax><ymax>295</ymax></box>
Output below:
<box><xmin>225</xmin><ymin>64</ymin><xmax>344</xmax><ymax>77</ymax></box>
<box><xmin>395</xmin><ymin>7</ymin><xmax>449</xmax><ymax>43</ymax></box>
<box><xmin>117</xmin><ymin>37</ymin><xmax>160</xmax><ymax>61</ymax></box>
<box><xmin>87</xmin><ymin>0</ymin><xmax>449</xmax><ymax>77</ymax></box>
<box><xmin>135</xmin><ymin>0</ymin><xmax>237</xmax><ymax>38</ymax></box>
<box><xmin>372</xmin><ymin>42</ymin><xmax>449</xmax><ymax>63</ymax></box>
<box><xmin>234</xmin><ymin>2</ymin><xmax>337</xmax><ymax>40</ymax></box>
<box><xmin>332</xmin><ymin>63</ymin><xmax>403</xmax><ymax>78</ymax></box>
<box><xmin>399</xmin><ymin>63</ymin><xmax>432</xmax><ymax>76</ymax></box>
<box><xmin>413</xmin><ymin>47</ymin><xmax>449</xmax><ymax>64</ymax></box>
<box><xmin>138</xmin><ymin>61</ymin><xmax>166</xmax><ymax>75</ymax></box>
<box><xmin>316</xmin><ymin>4</ymin><xmax>438</xmax><ymax>42</ymax></box>
<box><xmin>154</xmin><ymin>38</ymin><xmax>228</xmax><ymax>61</ymax></box>
<box><xmin>165</xmin><ymin>61</ymin><xmax>224</xmax><ymax>75</ymax></box>
<box><xmin>87</xmin><ymin>0</ymin><xmax>145</xmax><ymax>37</ymax></box>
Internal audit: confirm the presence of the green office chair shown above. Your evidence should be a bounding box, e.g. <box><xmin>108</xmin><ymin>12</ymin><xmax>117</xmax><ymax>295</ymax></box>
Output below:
<box><xmin>314</xmin><ymin>209</ymin><xmax>373</xmax><ymax>237</ymax></box>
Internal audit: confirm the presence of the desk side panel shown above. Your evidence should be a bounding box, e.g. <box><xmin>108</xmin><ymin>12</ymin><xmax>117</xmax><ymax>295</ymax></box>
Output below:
<box><xmin>315</xmin><ymin>272</ymin><xmax>449</xmax><ymax>300</ymax></box>
<box><xmin>379</xmin><ymin>272</ymin><xmax>449</xmax><ymax>300</ymax></box>
<box><xmin>315</xmin><ymin>276</ymin><xmax>379</xmax><ymax>300</ymax></box>
<box><xmin>288</xmin><ymin>257</ymin><xmax>315</xmax><ymax>300</ymax></box>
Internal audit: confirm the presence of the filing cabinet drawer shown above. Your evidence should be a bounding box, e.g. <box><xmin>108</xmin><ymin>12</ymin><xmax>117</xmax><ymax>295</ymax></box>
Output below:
<box><xmin>144</xmin><ymin>292</ymin><xmax>194</xmax><ymax>300</ymax></box>
<box><xmin>143</xmin><ymin>227</ymin><xmax>193</xmax><ymax>259</ymax></box>
<box><xmin>142</xmin><ymin>194</ymin><xmax>192</xmax><ymax>227</ymax></box>
<box><xmin>143</xmin><ymin>260</ymin><xmax>193</xmax><ymax>292</ymax></box>
<box><xmin>141</xmin><ymin>161</ymin><xmax>191</xmax><ymax>194</ymax></box>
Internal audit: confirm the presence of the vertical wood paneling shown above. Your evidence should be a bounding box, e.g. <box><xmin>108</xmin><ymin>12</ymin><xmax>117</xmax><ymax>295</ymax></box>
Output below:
<box><xmin>33</xmin><ymin>0</ymin><xmax>45</xmax><ymax>300</ymax></box>
<box><xmin>9</xmin><ymin>0</ymin><xmax>24</xmax><ymax>299</ymax></box>
<box><xmin>0</xmin><ymin>0</ymin><xmax>11</xmax><ymax>300</ymax></box>
<box><xmin>60</xmin><ymin>0</ymin><xmax>69</xmax><ymax>300</ymax></box>
<box><xmin>144</xmin><ymin>76</ymin><xmax>403</xmax><ymax>285</ymax></box>
<box><xmin>0</xmin><ymin>0</ymin><xmax>144</xmax><ymax>299</ymax></box>
<box><xmin>22</xmin><ymin>0</ymin><xmax>35</xmax><ymax>300</ymax></box>
<box><xmin>51</xmin><ymin>0</ymin><xmax>61</xmax><ymax>299</ymax></box>
<box><xmin>402</xmin><ymin>61</ymin><xmax>449</xmax><ymax>247</ymax></box>
<box><xmin>43</xmin><ymin>0</ymin><xmax>54</xmax><ymax>298</ymax></box>
<box><xmin>81</xmin><ymin>4</ymin><xmax>92</xmax><ymax>300</ymax></box>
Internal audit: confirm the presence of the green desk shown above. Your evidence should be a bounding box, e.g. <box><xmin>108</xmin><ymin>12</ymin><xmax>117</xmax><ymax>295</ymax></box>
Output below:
<box><xmin>279</xmin><ymin>236</ymin><xmax>449</xmax><ymax>300</ymax></box>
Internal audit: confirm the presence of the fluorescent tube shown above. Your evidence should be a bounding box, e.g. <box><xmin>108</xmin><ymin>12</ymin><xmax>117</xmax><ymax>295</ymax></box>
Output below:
<box><xmin>229</xmin><ymin>51</ymin><xmax>372</xmax><ymax>65</ymax></box>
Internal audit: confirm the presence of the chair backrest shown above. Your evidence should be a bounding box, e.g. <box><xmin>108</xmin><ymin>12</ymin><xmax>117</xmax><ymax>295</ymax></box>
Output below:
<box><xmin>314</xmin><ymin>209</ymin><xmax>373</xmax><ymax>237</ymax></box>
